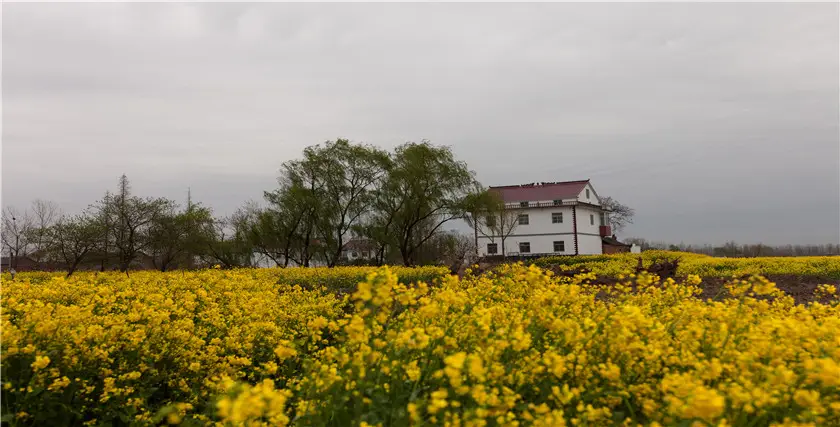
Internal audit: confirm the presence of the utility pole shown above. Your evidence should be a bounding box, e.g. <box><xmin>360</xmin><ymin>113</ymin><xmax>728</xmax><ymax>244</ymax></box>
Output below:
<box><xmin>11</xmin><ymin>216</ymin><xmax>18</xmax><ymax>270</ymax></box>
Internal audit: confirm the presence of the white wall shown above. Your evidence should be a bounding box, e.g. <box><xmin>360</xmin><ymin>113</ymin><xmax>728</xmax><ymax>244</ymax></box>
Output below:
<box><xmin>478</xmin><ymin>234</ymin><xmax>574</xmax><ymax>256</ymax></box>
<box><xmin>476</xmin><ymin>204</ymin><xmax>605</xmax><ymax>256</ymax></box>
<box><xmin>577</xmin><ymin>234</ymin><xmax>604</xmax><ymax>255</ymax></box>
<box><xmin>576</xmin><ymin>205</ymin><xmax>604</xmax><ymax>236</ymax></box>
<box><xmin>342</xmin><ymin>250</ymin><xmax>372</xmax><ymax>260</ymax></box>
<box><xmin>578</xmin><ymin>182</ymin><xmax>601</xmax><ymax>206</ymax></box>
<box><xmin>513</xmin><ymin>206</ymin><xmax>575</xmax><ymax>234</ymax></box>
<box><xmin>477</xmin><ymin>233</ymin><xmax>603</xmax><ymax>256</ymax></box>
<box><xmin>473</xmin><ymin>181</ymin><xmax>610</xmax><ymax>257</ymax></box>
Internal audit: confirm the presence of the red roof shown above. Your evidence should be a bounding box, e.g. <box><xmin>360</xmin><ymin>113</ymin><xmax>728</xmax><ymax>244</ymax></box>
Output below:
<box><xmin>342</xmin><ymin>238</ymin><xmax>377</xmax><ymax>252</ymax></box>
<box><xmin>490</xmin><ymin>180</ymin><xmax>589</xmax><ymax>203</ymax></box>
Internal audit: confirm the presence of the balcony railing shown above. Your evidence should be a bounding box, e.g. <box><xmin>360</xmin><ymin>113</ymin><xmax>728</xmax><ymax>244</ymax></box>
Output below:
<box><xmin>506</xmin><ymin>200</ymin><xmax>576</xmax><ymax>209</ymax></box>
<box><xmin>505</xmin><ymin>200</ymin><xmax>605</xmax><ymax>210</ymax></box>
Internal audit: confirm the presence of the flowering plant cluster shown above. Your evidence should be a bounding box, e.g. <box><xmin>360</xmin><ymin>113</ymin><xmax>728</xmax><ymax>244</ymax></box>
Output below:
<box><xmin>534</xmin><ymin>251</ymin><xmax>840</xmax><ymax>279</ymax></box>
<box><xmin>3</xmin><ymin>262</ymin><xmax>839</xmax><ymax>426</ymax></box>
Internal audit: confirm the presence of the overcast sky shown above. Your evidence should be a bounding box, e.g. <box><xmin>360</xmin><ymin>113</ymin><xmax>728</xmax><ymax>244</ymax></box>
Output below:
<box><xmin>3</xmin><ymin>2</ymin><xmax>838</xmax><ymax>246</ymax></box>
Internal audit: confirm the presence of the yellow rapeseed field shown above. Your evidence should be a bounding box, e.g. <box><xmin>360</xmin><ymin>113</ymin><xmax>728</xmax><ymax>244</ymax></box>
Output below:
<box><xmin>533</xmin><ymin>251</ymin><xmax>840</xmax><ymax>279</ymax></box>
<box><xmin>2</xmin><ymin>260</ymin><xmax>839</xmax><ymax>426</ymax></box>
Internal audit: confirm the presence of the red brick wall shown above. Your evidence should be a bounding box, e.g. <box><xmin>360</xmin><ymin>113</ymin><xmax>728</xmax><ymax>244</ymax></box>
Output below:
<box><xmin>603</xmin><ymin>244</ymin><xmax>631</xmax><ymax>254</ymax></box>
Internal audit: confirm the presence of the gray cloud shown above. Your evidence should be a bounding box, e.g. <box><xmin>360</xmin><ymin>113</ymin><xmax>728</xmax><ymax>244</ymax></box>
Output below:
<box><xmin>3</xmin><ymin>2</ymin><xmax>838</xmax><ymax>245</ymax></box>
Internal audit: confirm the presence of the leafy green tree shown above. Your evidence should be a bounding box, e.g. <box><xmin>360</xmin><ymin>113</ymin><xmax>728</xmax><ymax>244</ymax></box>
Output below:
<box><xmin>311</xmin><ymin>139</ymin><xmax>390</xmax><ymax>266</ymax></box>
<box><xmin>242</xmin><ymin>206</ymin><xmax>288</xmax><ymax>267</ymax></box>
<box><xmin>49</xmin><ymin>212</ymin><xmax>102</xmax><ymax>277</ymax></box>
<box><xmin>367</xmin><ymin>141</ymin><xmax>478</xmax><ymax>266</ymax></box>
<box><xmin>260</xmin><ymin>180</ymin><xmax>321</xmax><ymax>267</ymax></box>
<box><xmin>201</xmin><ymin>208</ymin><xmax>256</xmax><ymax>269</ymax></box>
<box><xmin>274</xmin><ymin>150</ymin><xmax>326</xmax><ymax>267</ymax></box>
<box><xmin>148</xmin><ymin>202</ymin><xmax>214</xmax><ymax>271</ymax></box>
<box><xmin>262</xmin><ymin>139</ymin><xmax>389</xmax><ymax>267</ymax></box>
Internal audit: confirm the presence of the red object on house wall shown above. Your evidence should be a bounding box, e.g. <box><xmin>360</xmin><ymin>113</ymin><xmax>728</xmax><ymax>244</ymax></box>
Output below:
<box><xmin>603</xmin><ymin>243</ymin><xmax>631</xmax><ymax>254</ymax></box>
<box><xmin>599</xmin><ymin>225</ymin><xmax>612</xmax><ymax>237</ymax></box>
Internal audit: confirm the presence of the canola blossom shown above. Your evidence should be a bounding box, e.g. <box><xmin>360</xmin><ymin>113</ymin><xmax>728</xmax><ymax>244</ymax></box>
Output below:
<box><xmin>2</xmin><ymin>261</ymin><xmax>839</xmax><ymax>426</ymax></box>
<box><xmin>533</xmin><ymin>251</ymin><xmax>840</xmax><ymax>279</ymax></box>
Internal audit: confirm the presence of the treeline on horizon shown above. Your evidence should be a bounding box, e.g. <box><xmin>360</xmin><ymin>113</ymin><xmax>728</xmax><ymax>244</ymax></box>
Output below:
<box><xmin>2</xmin><ymin>139</ymin><xmax>501</xmax><ymax>276</ymax></box>
<box><xmin>4</xmin><ymin>138</ymin><xmax>836</xmax><ymax>276</ymax></box>
<box><xmin>624</xmin><ymin>238</ymin><xmax>840</xmax><ymax>258</ymax></box>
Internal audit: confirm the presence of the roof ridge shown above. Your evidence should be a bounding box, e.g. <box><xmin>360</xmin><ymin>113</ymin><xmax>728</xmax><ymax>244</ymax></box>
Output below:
<box><xmin>490</xmin><ymin>179</ymin><xmax>589</xmax><ymax>189</ymax></box>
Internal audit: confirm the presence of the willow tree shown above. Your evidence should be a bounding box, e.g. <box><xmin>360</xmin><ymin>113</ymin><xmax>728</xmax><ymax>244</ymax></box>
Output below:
<box><xmin>369</xmin><ymin>141</ymin><xmax>478</xmax><ymax>266</ymax></box>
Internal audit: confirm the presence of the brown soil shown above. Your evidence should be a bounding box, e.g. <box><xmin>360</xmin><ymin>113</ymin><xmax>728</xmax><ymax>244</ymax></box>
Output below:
<box><xmin>583</xmin><ymin>274</ymin><xmax>840</xmax><ymax>305</ymax></box>
<box><xmin>691</xmin><ymin>275</ymin><xmax>839</xmax><ymax>305</ymax></box>
<box><xmin>463</xmin><ymin>263</ymin><xmax>839</xmax><ymax>305</ymax></box>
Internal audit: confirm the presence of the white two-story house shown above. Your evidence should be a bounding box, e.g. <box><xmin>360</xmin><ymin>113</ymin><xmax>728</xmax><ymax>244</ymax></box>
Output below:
<box><xmin>476</xmin><ymin>180</ymin><xmax>615</xmax><ymax>257</ymax></box>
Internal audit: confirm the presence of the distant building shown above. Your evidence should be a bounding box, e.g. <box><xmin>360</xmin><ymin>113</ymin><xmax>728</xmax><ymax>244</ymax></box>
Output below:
<box><xmin>477</xmin><ymin>179</ymin><xmax>629</xmax><ymax>257</ymax></box>
<box><xmin>1</xmin><ymin>255</ymin><xmax>38</xmax><ymax>272</ymax></box>
<box><xmin>340</xmin><ymin>238</ymin><xmax>377</xmax><ymax>262</ymax></box>
<box><xmin>602</xmin><ymin>235</ymin><xmax>633</xmax><ymax>254</ymax></box>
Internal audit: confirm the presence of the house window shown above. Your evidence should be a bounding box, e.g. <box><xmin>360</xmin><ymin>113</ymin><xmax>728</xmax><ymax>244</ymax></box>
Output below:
<box><xmin>553</xmin><ymin>200</ymin><xmax>562</xmax><ymax>206</ymax></box>
<box><xmin>518</xmin><ymin>214</ymin><xmax>529</xmax><ymax>225</ymax></box>
<box><xmin>485</xmin><ymin>215</ymin><xmax>496</xmax><ymax>227</ymax></box>
<box><xmin>586</xmin><ymin>189</ymin><xmax>590</xmax><ymax>199</ymax></box>
<box><xmin>520</xmin><ymin>201</ymin><xmax>529</xmax><ymax>208</ymax></box>
<box><xmin>590</xmin><ymin>214</ymin><xmax>594</xmax><ymax>225</ymax></box>
<box><xmin>552</xmin><ymin>212</ymin><xmax>563</xmax><ymax>224</ymax></box>
<box><xmin>352</xmin><ymin>251</ymin><xmax>358</xmax><ymax>258</ymax></box>
<box><xmin>487</xmin><ymin>243</ymin><xmax>498</xmax><ymax>255</ymax></box>
<box><xmin>553</xmin><ymin>241</ymin><xmax>565</xmax><ymax>252</ymax></box>
<box><xmin>519</xmin><ymin>242</ymin><xmax>530</xmax><ymax>253</ymax></box>
<box><xmin>600</xmin><ymin>213</ymin><xmax>606</xmax><ymax>226</ymax></box>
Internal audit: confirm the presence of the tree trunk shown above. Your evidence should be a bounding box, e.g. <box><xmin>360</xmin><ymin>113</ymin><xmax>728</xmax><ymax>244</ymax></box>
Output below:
<box><xmin>302</xmin><ymin>228</ymin><xmax>312</xmax><ymax>267</ymax></box>
<box><xmin>400</xmin><ymin>241</ymin><xmax>412</xmax><ymax>266</ymax></box>
<box><xmin>66</xmin><ymin>260</ymin><xmax>82</xmax><ymax>278</ymax></box>
<box><xmin>330</xmin><ymin>233</ymin><xmax>344</xmax><ymax>268</ymax></box>
<box><xmin>473</xmin><ymin>223</ymin><xmax>479</xmax><ymax>259</ymax></box>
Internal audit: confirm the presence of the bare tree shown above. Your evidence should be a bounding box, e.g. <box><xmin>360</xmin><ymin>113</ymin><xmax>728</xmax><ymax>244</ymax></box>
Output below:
<box><xmin>449</xmin><ymin>232</ymin><xmax>477</xmax><ymax>273</ymax></box>
<box><xmin>462</xmin><ymin>187</ymin><xmax>502</xmax><ymax>259</ymax></box>
<box><xmin>481</xmin><ymin>202</ymin><xmax>520</xmax><ymax>258</ymax></box>
<box><xmin>96</xmin><ymin>175</ymin><xmax>170</xmax><ymax>272</ymax></box>
<box><xmin>1</xmin><ymin>206</ymin><xmax>34</xmax><ymax>270</ymax></box>
<box><xmin>28</xmin><ymin>199</ymin><xmax>61</xmax><ymax>268</ymax></box>
<box><xmin>600</xmin><ymin>196</ymin><xmax>635</xmax><ymax>233</ymax></box>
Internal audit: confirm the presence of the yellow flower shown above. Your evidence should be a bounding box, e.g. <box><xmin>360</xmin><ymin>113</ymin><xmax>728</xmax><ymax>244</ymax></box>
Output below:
<box><xmin>31</xmin><ymin>355</ymin><xmax>50</xmax><ymax>371</ymax></box>
<box><xmin>48</xmin><ymin>376</ymin><xmax>71</xmax><ymax>392</ymax></box>
<box><xmin>5</xmin><ymin>258</ymin><xmax>840</xmax><ymax>425</ymax></box>
<box><xmin>444</xmin><ymin>352</ymin><xmax>467</xmax><ymax>370</ymax></box>
<box><xmin>793</xmin><ymin>389</ymin><xmax>821</xmax><ymax>409</ymax></box>
<box><xmin>467</xmin><ymin>356</ymin><xmax>486</xmax><ymax>380</ymax></box>
<box><xmin>274</xmin><ymin>341</ymin><xmax>298</xmax><ymax>361</ymax></box>
<box><xmin>428</xmin><ymin>389</ymin><xmax>449</xmax><ymax>414</ymax></box>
